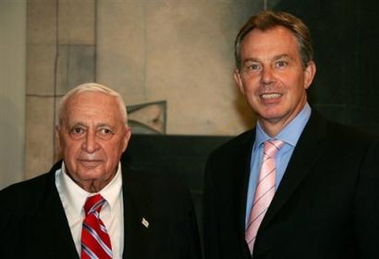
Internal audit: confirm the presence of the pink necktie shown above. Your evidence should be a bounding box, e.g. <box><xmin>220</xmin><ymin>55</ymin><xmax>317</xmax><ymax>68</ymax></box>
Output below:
<box><xmin>245</xmin><ymin>139</ymin><xmax>284</xmax><ymax>254</ymax></box>
<box><xmin>81</xmin><ymin>194</ymin><xmax>113</xmax><ymax>259</ymax></box>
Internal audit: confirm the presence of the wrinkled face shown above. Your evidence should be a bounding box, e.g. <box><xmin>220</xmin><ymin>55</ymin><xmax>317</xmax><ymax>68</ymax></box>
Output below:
<box><xmin>56</xmin><ymin>91</ymin><xmax>131</xmax><ymax>192</ymax></box>
<box><xmin>234</xmin><ymin>26</ymin><xmax>315</xmax><ymax>136</ymax></box>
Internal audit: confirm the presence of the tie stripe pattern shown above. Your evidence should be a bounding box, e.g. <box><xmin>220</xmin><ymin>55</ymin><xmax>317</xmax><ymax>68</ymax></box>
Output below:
<box><xmin>245</xmin><ymin>139</ymin><xmax>284</xmax><ymax>254</ymax></box>
<box><xmin>81</xmin><ymin>194</ymin><xmax>113</xmax><ymax>259</ymax></box>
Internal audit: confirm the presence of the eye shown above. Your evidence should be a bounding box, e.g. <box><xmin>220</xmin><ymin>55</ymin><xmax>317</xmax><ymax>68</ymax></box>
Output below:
<box><xmin>248</xmin><ymin>62</ymin><xmax>262</xmax><ymax>71</ymax></box>
<box><xmin>73</xmin><ymin>127</ymin><xmax>83</xmax><ymax>134</ymax></box>
<box><xmin>97</xmin><ymin>127</ymin><xmax>114</xmax><ymax>140</ymax></box>
<box><xmin>101</xmin><ymin>128</ymin><xmax>111</xmax><ymax>134</ymax></box>
<box><xmin>250</xmin><ymin>63</ymin><xmax>261</xmax><ymax>70</ymax></box>
<box><xmin>243</xmin><ymin>62</ymin><xmax>262</xmax><ymax>72</ymax></box>
<box><xmin>69</xmin><ymin>126</ymin><xmax>86</xmax><ymax>139</ymax></box>
<box><xmin>275</xmin><ymin>60</ymin><xmax>288</xmax><ymax>68</ymax></box>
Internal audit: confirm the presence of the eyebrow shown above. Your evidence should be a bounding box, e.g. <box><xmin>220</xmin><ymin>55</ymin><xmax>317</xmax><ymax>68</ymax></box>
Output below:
<box><xmin>66</xmin><ymin>122</ymin><xmax>85</xmax><ymax>129</ymax></box>
<box><xmin>96</xmin><ymin>123</ymin><xmax>113</xmax><ymax>129</ymax></box>
<box><xmin>67</xmin><ymin>121</ymin><xmax>113</xmax><ymax>129</ymax></box>
<box><xmin>272</xmin><ymin>54</ymin><xmax>293</xmax><ymax>61</ymax></box>
<box><xmin>242</xmin><ymin>54</ymin><xmax>293</xmax><ymax>65</ymax></box>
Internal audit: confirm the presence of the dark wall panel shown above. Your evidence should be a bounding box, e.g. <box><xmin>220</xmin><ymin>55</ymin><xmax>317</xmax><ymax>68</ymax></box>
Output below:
<box><xmin>122</xmin><ymin>134</ymin><xmax>231</xmax><ymax>237</ymax></box>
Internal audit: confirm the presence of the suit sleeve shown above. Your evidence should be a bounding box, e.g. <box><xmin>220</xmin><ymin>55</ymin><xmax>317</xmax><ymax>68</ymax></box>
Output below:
<box><xmin>167</xmin><ymin>181</ymin><xmax>203</xmax><ymax>259</ymax></box>
<box><xmin>0</xmin><ymin>189</ymin><xmax>20</xmax><ymax>257</ymax></box>
<box><xmin>354</xmin><ymin>140</ymin><xmax>379</xmax><ymax>258</ymax></box>
<box><xmin>184</xmin><ymin>187</ymin><xmax>203</xmax><ymax>259</ymax></box>
<box><xmin>202</xmin><ymin>154</ymin><xmax>221</xmax><ymax>259</ymax></box>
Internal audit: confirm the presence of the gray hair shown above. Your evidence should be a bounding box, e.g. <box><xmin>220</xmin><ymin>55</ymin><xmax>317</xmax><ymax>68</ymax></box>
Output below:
<box><xmin>57</xmin><ymin>83</ymin><xmax>128</xmax><ymax>126</ymax></box>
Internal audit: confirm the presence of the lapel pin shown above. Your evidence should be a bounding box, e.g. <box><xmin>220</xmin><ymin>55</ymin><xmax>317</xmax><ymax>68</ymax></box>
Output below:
<box><xmin>142</xmin><ymin>217</ymin><xmax>149</xmax><ymax>228</ymax></box>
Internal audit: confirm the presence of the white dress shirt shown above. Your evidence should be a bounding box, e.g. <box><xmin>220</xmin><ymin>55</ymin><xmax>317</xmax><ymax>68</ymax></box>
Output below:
<box><xmin>55</xmin><ymin>162</ymin><xmax>124</xmax><ymax>259</ymax></box>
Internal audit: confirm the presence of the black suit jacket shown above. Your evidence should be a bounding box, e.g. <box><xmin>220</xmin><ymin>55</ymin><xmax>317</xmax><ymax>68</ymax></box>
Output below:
<box><xmin>0</xmin><ymin>161</ymin><xmax>201</xmax><ymax>259</ymax></box>
<box><xmin>203</xmin><ymin>111</ymin><xmax>379</xmax><ymax>259</ymax></box>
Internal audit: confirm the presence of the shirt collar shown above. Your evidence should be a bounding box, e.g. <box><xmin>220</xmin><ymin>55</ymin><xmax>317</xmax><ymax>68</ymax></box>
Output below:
<box><xmin>59</xmin><ymin>161</ymin><xmax>123</xmax><ymax>217</ymax></box>
<box><xmin>254</xmin><ymin>103</ymin><xmax>312</xmax><ymax>150</ymax></box>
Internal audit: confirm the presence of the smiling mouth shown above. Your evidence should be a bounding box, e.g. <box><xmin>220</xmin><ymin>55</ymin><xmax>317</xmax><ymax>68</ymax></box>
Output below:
<box><xmin>260</xmin><ymin>93</ymin><xmax>282</xmax><ymax>99</ymax></box>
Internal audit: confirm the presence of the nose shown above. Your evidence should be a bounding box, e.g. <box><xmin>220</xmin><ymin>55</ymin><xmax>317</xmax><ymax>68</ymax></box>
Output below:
<box><xmin>261</xmin><ymin>67</ymin><xmax>275</xmax><ymax>85</ymax></box>
<box><xmin>82</xmin><ymin>131</ymin><xmax>99</xmax><ymax>153</ymax></box>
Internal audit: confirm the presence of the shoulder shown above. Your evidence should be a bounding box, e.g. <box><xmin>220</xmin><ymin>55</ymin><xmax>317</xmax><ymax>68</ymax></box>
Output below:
<box><xmin>306</xmin><ymin>110</ymin><xmax>378</xmax><ymax>142</ymax></box>
<box><xmin>0</xmin><ymin>172</ymin><xmax>51</xmax><ymax>197</ymax></box>
<box><xmin>327</xmin><ymin>120</ymin><xmax>378</xmax><ymax>140</ymax></box>
<box><xmin>304</xmin><ymin>110</ymin><xmax>379</xmax><ymax>157</ymax></box>
<box><xmin>0</xmin><ymin>162</ymin><xmax>59</xmax><ymax>210</ymax></box>
<box><xmin>321</xmin><ymin>116</ymin><xmax>379</xmax><ymax>148</ymax></box>
<box><xmin>208</xmin><ymin>129</ymin><xmax>255</xmax><ymax>160</ymax></box>
<box><xmin>122</xmin><ymin>166</ymin><xmax>193</xmax><ymax>205</ymax></box>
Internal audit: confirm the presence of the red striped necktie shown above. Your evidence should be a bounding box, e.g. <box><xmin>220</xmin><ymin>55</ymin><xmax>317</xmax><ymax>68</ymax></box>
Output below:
<box><xmin>81</xmin><ymin>194</ymin><xmax>113</xmax><ymax>259</ymax></box>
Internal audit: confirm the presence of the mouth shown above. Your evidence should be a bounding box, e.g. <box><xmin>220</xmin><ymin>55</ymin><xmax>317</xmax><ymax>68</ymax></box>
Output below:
<box><xmin>78</xmin><ymin>159</ymin><xmax>103</xmax><ymax>167</ymax></box>
<box><xmin>260</xmin><ymin>93</ymin><xmax>282</xmax><ymax>99</ymax></box>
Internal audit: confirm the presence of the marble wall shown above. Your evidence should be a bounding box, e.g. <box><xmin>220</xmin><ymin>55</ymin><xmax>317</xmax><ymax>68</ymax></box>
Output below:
<box><xmin>25</xmin><ymin>0</ymin><xmax>284</xmax><ymax>179</ymax></box>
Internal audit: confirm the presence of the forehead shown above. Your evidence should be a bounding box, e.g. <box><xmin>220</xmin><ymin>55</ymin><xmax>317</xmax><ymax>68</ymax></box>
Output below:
<box><xmin>240</xmin><ymin>26</ymin><xmax>299</xmax><ymax>58</ymax></box>
<box><xmin>63</xmin><ymin>91</ymin><xmax>122</xmax><ymax>123</ymax></box>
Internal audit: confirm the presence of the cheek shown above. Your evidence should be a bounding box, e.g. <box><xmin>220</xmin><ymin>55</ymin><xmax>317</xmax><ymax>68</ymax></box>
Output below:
<box><xmin>243</xmin><ymin>76</ymin><xmax>261</xmax><ymax>92</ymax></box>
<box><xmin>61</xmin><ymin>141</ymin><xmax>81</xmax><ymax>159</ymax></box>
<box><xmin>238</xmin><ymin>80</ymin><xmax>252</xmax><ymax>96</ymax></box>
<box><xmin>105</xmin><ymin>141</ymin><xmax>126</xmax><ymax>159</ymax></box>
<box><xmin>243</xmin><ymin>85</ymin><xmax>260</xmax><ymax>102</ymax></box>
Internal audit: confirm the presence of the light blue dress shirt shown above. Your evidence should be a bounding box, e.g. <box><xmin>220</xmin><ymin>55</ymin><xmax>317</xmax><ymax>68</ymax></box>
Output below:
<box><xmin>245</xmin><ymin>103</ymin><xmax>312</xmax><ymax>226</ymax></box>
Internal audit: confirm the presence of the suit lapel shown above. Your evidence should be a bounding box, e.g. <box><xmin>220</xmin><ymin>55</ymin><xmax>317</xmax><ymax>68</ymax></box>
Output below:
<box><xmin>232</xmin><ymin>131</ymin><xmax>258</xmax><ymax>255</ymax></box>
<box><xmin>31</xmin><ymin>166</ymin><xmax>79</xmax><ymax>258</ymax></box>
<box><xmin>260</xmin><ymin>111</ymin><xmax>328</xmax><ymax>230</ymax></box>
<box><xmin>121</xmin><ymin>166</ymin><xmax>154</xmax><ymax>259</ymax></box>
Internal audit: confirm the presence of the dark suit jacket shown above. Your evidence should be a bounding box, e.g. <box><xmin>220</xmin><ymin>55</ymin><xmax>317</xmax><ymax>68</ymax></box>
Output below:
<box><xmin>203</xmin><ymin>110</ymin><xmax>379</xmax><ymax>259</ymax></box>
<box><xmin>0</xmin><ymin>161</ymin><xmax>201</xmax><ymax>259</ymax></box>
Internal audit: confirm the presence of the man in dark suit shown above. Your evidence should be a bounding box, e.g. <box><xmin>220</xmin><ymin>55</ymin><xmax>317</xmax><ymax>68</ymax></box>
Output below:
<box><xmin>0</xmin><ymin>83</ymin><xmax>201</xmax><ymax>259</ymax></box>
<box><xmin>203</xmin><ymin>10</ymin><xmax>379</xmax><ymax>259</ymax></box>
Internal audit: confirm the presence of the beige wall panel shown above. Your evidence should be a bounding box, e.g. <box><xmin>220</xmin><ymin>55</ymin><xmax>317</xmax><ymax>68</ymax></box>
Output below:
<box><xmin>27</xmin><ymin>0</ymin><xmax>56</xmax><ymax>45</ymax></box>
<box><xmin>0</xmin><ymin>0</ymin><xmax>26</xmax><ymax>188</ymax></box>
<box><xmin>58</xmin><ymin>0</ymin><xmax>96</xmax><ymax>45</ymax></box>
<box><xmin>97</xmin><ymin>0</ymin><xmax>257</xmax><ymax>135</ymax></box>
<box><xmin>24</xmin><ymin>97</ymin><xmax>56</xmax><ymax>179</ymax></box>
<box><xmin>26</xmin><ymin>44</ymin><xmax>57</xmax><ymax>95</ymax></box>
<box><xmin>97</xmin><ymin>1</ymin><xmax>147</xmax><ymax>104</ymax></box>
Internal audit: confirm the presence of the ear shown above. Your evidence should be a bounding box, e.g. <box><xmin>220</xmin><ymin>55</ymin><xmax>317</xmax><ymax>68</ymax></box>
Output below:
<box><xmin>233</xmin><ymin>69</ymin><xmax>245</xmax><ymax>95</ymax></box>
<box><xmin>303</xmin><ymin>61</ymin><xmax>316</xmax><ymax>90</ymax></box>
<box><xmin>55</xmin><ymin>125</ymin><xmax>62</xmax><ymax>152</ymax></box>
<box><xmin>122</xmin><ymin>126</ymin><xmax>132</xmax><ymax>152</ymax></box>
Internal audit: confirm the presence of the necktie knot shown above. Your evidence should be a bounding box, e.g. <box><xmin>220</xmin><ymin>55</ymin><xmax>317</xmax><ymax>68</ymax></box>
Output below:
<box><xmin>84</xmin><ymin>194</ymin><xmax>105</xmax><ymax>216</ymax></box>
<box><xmin>264</xmin><ymin>139</ymin><xmax>284</xmax><ymax>158</ymax></box>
